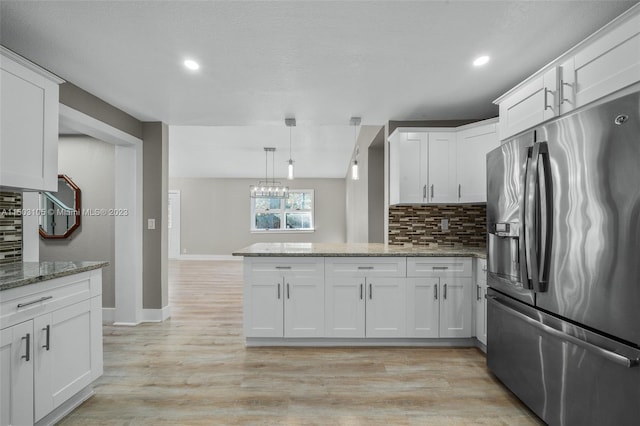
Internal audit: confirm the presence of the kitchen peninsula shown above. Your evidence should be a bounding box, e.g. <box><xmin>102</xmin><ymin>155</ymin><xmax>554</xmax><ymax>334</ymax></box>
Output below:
<box><xmin>233</xmin><ymin>243</ymin><xmax>487</xmax><ymax>347</ymax></box>
<box><xmin>0</xmin><ymin>261</ymin><xmax>107</xmax><ymax>426</ymax></box>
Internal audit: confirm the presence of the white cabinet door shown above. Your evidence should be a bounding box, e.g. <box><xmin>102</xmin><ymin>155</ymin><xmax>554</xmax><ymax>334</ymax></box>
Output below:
<box><xmin>0</xmin><ymin>321</ymin><xmax>34</xmax><ymax>426</ymax></box>
<box><xmin>573</xmin><ymin>12</ymin><xmax>640</xmax><ymax>110</ymax></box>
<box><xmin>34</xmin><ymin>300</ymin><xmax>93</xmax><ymax>422</ymax></box>
<box><xmin>439</xmin><ymin>277</ymin><xmax>472</xmax><ymax>338</ymax></box>
<box><xmin>324</xmin><ymin>276</ymin><xmax>365</xmax><ymax>337</ymax></box>
<box><xmin>427</xmin><ymin>132</ymin><xmax>457</xmax><ymax>203</ymax></box>
<box><xmin>365</xmin><ymin>277</ymin><xmax>406</xmax><ymax>338</ymax></box>
<box><xmin>244</xmin><ymin>273</ymin><xmax>284</xmax><ymax>338</ymax></box>
<box><xmin>474</xmin><ymin>283</ymin><xmax>487</xmax><ymax>346</ymax></box>
<box><xmin>456</xmin><ymin>122</ymin><xmax>498</xmax><ymax>203</ymax></box>
<box><xmin>474</xmin><ymin>259</ymin><xmax>488</xmax><ymax>346</ymax></box>
<box><xmin>406</xmin><ymin>277</ymin><xmax>439</xmax><ymax>338</ymax></box>
<box><xmin>284</xmin><ymin>274</ymin><xmax>324</xmax><ymax>338</ymax></box>
<box><xmin>498</xmin><ymin>67</ymin><xmax>558</xmax><ymax>140</ymax></box>
<box><xmin>0</xmin><ymin>49</ymin><xmax>60</xmax><ymax>192</ymax></box>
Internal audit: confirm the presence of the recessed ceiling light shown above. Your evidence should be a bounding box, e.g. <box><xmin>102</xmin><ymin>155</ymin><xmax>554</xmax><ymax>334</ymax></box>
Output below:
<box><xmin>183</xmin><ymin>59</ymin><xmax>200</xmax><ymax>71</ymax></box>
<box><xmin>473</xmin><ymin>55</ymin><xmax>490</xmax><ymax>67</ymax></box>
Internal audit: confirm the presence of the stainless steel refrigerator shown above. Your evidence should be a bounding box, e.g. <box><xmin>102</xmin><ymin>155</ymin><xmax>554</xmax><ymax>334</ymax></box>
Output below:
<box><xmin>486</xmin><ymin>86</ymin><xmax>640</xmax><ymax>426</ymax></box>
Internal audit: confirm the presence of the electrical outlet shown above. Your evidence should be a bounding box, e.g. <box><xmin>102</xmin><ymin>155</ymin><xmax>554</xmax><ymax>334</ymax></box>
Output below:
<box><xmin>147</xmin><ymin>218</ymin><xmax>156</xmax><ymax>230</ymax></box>
<box><xmin>182</xmin><ymin>248</ymin><xmax>187</xmax><ymax>254</ymax></box>
<box><xmin>441</xmin><ymin>218</ymin><xmax>449</xmax><ymax>231</ymax></box>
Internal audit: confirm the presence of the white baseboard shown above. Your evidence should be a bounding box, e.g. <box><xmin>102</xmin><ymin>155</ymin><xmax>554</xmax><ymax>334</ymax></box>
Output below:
<box><xmin>103</xmin><ymin>306</ymin><xmax>171</xmax><ymax>325</ymax></box>
<box><xmin>245</xmin><ymin>337</ymin><xmax>476</xmax><ymax>347</ymax></box>
<box><xmin>142</xmin><ymin>305</ymin><xmax>171</xmax><ymax>322</ymax></box>
<box><xmin>172</xmin><ymin>254</ymin><xmax>240</xmax><ymax>261</ymax></box>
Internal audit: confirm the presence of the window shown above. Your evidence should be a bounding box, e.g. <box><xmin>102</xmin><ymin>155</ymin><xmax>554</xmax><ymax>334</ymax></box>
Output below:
<box><xmin>251</xmin><ymin>190</ymin><xmax>314</xmax><ymax>232</ymax></box>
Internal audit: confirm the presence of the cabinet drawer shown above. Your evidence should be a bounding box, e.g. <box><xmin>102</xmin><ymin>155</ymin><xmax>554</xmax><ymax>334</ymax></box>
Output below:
<box><xmin>325</xmin><ymin>257</ymin><xmax>406</xmax><ymax>277</ymax></box>
<box><xmin>407</xmin><ymin>257</ymin><xmax>472</xmax><ymax>277</ymax></box>
<box><xmin>476</xmin><ymin>258</ymin><xmax>487</xmax><ymax>284</ymax></box>
<box><xmin>0</xmin><ymin>274</ymin><xmax>93</xmax><ymax>330</ymax></box>
<box><xmin>246</xmin><ymin>257</ymin><xmax>324</xmax><ymax>274</ymax></box>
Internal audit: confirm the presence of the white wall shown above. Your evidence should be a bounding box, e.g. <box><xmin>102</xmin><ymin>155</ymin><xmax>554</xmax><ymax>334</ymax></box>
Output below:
<box><xmin>168</xmin><ymin>177</ymin><xmax>346</xmax><ymax>255</ymax></box>
<box><xmin>39</xmin><ymin>135</ymin><xmax>116</xmax><ymax>307</ymax></box>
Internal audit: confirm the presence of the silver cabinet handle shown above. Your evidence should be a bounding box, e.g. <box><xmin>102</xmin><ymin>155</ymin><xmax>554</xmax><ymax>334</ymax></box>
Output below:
<box><xmin>17</xmin><ymin>296</ymin><xmax>53</xmax><ymax>309</ymax></box>
<box><xmin>544</xmin><ymin>87</ymin><xmax>552</xmax><ymax>111</ymax></box>
<box><xmin>369</xmin><ymin>283</ymin><xmax>372</xmax><ymax>300</ymax></box>
<box><xmin>458</xmin><ymin>184</ymin><xmax>461</xmax><ymax>199</ymax></box>
<box><xmin>275</xmin><ymin>266</ymin><xmax>291</xmax><ymax>270</ymax></box>
<box><xmin>287</xmin><ymin>283</ymin><xmax>290</xmax><ymax>299</ymax></box>
<box><xmin>432</xmin><ymin>266</ymin><xmax>449</xmax><ymax>270</ymax></box>
<box><xmin>360</xmin><ymin>283</ymin><xmax>363</xmax><ymax>300</ymax></box>
<box><xmin>42</xmin><ymin>325</ymin><xmax>50</xmax><ymax>351</ymax></box>
<box><xmin>357</xmin><ymin>266</ymin><xmax>374</xmax><ymax>270</ymax></box>
<box><xmin>488</xmin><ymin>296</ymin><xmax>640</xmax><ymax>368</ymax></box>
<box><xmin>277</xmin><ymin>283</ymin><xmax>281</xmax><ymax>299</ymax></box>
<box><xmin>430</xmin><ymin>184</ymin><xmax>434</xmax><ymax>199</ymax></box>
<box><xmin>423</xmin><ymin>185</ymin><xmax>427</xmax><ymax>199</ymax></box>
<box><xmin>434</xmin><ymin>284</ymin><xmax>438</xmax><ymax>300</ymax></box>
<box><xmin>476</xmin><ymin>285</ymin><xmax>481</xmax><ymax>301</ymax></box>
<box><xmin>560</xmin><ymin>80</ymin><xmax>572</xmax><ymax>105</ymax></box>
<box><xmin>443</xmin><ymin>283</ymin><xmax>447</xmax><ymax>300</ymax></box>
<box><xmin>22</xmin><ymin>334</ymin><xmax>30</xmax><ymax>362</ymax></box>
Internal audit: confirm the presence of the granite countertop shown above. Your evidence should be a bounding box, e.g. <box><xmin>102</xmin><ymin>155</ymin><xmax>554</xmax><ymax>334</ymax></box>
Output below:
<box><xmin>232</xmin><ymin>243</ymin><xmax>486</xmax><ymax>259</ymax></box>
<box><xmin>0</xmin><ymin>261</ymin><xmax>109</xmax><ymax>292</ymax></box>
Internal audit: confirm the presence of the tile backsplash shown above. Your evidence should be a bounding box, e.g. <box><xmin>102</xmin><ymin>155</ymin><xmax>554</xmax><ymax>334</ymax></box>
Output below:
<box><xmin>0</xmin><ymin>192</ymin><xmax>22</xmax><ymax>265</ymax></box>
<box><xmin>388</xmin><ymin>204</ymin><xmax>486</xmax><ymax>247</ymax></box>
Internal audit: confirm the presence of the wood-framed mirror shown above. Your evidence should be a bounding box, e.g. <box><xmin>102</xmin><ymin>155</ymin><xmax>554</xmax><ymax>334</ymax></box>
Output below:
<box><xmin>39</xmin><ymin>174</ymin><xmax>81</xmax><ymax>239</ymax></box>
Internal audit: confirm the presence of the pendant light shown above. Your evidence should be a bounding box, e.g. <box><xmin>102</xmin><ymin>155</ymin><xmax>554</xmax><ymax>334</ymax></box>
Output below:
<box><xmin>350</xmin><ymin>117</ymin><xmax>361</xmax><ymax>180</ymax></box>
<box><xmin>250</xmin><ymin>147</ymin><xmax>289</xmax><ymax>198</ymax></box>
<box><xmin>285</xmin><ymin>118</ymin><xmax>296</xmax><ymax>180</ymax></box>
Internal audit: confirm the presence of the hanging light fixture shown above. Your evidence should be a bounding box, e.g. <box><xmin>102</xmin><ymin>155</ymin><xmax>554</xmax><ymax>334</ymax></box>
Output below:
<box><xmin>350</xmin><ymin>117</ymin><xmax>361</xmax><ymax>180</ymax></box>
<box><xmin>285</xmin><ymin>118</ymin><xmax>296</xmax><ymax>180</ymax></box>
<box><xmin>250</xmin><ymin>147</ymin><xmax>289</xmax><ymax>198</ymax></box>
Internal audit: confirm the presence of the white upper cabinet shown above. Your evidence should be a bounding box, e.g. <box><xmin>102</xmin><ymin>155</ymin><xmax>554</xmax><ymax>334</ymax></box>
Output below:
<box><xmin>456</xmin><ymin>120</ymin><xmax>499</xmax><ymax>203</ymax></box>
<box><xmin>495</xmin><ymin>4</ymin><xmax>640</xmax><ymax>140</ymax></box>
<box><xmin>0</xmin><ymin>47</ymin><xmax>63</xmax><ymax>192</ymax></box>
<box><xmin>497</xmin><ymin>67</ymin><xmax>557</xmax><ymax>140</ymax></box>
<box><xmin>389</xmin><ymin>119</ymin><xmax>497</xmax><ymax>205</ymax></box>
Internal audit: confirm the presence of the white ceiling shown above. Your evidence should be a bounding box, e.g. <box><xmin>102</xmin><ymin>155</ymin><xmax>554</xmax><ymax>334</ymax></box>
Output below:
<box><xmin>1</xmin><ymin>1</ymin><xmax>637</xmax><ymax>178</ymax></box>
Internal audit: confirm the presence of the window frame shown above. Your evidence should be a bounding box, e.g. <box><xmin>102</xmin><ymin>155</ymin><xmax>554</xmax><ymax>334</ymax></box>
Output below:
<box><xmin>250</xmin><ymin>189</ymin><xmax>315</xmax><ymax>233</ymax></box>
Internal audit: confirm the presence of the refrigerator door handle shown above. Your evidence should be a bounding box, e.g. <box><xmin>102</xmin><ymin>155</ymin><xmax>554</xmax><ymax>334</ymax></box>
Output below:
<box><xmin>524</xmin><ymin>142</ymin><xmax>552</xmax><ymax>293</ymax></box>
<box><xmin>488</xmin><ymin>295</ymin><xmax>640</xmax><ymax>368</ymax></box>
<box><xmin>537</xmin><ymin>141</ymin><xmax>553</xmax><ymax>292</ymax></box>
<box><xmin>521</xmin><ymin>147</ymin><xmax>535</xmax><ymax>289</ymax></box>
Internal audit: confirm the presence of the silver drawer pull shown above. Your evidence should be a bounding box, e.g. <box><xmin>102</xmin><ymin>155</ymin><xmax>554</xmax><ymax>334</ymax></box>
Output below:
<box><xmin>432</xmin><ymin>266</ymin><xmax>449</xmax><ymax>270</ymax></box>
<box><xmin>17</xmin><ymin>296</ymin><xmax>53</xmax><ymax>309</ymax></box>
<box><xmin>275</xmin><ymin>266</ymin><xmax>291</xmax><ymax>270</ymax></box>
<box><xmin>357</xmin><ymin>266</ymin><xmax>374</xmax><ymax>270</ymax></box>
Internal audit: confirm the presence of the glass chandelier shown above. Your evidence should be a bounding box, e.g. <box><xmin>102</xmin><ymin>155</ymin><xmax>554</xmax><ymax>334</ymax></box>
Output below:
<box><xmin>250</xmin><ymin>147</ymin><xmax>289</xmax><ymax>199</ymax></box>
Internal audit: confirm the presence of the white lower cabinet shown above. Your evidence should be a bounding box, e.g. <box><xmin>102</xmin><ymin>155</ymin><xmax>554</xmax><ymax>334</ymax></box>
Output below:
<box><xmin>474</xmin><ymin>258</ymin><xmax>488</xmax><ymax>347</ymax></box>
<box><xmin>243</xmin><ymin>256</ymin><xmax>479</xmax><ymax>344</ymax></box>
<box><xmin>325</xmin><ymin>276</ymin><xmax>406</xmax><ymax>338</ymax></box>
<box><xmin>0</xmin><ymin>269</ymin><xmax>103</xmax><ymax>426</ymax></box>
<box><xmin>324</xmin><ymin>258</ymin><xmax>406</xmax><ymax>338</ymax></box>
<box><xmin>244</xmin><ymin>258</ymin><xmax>324</xmax><ymax>338</ymax></box>
<box><xmin>0</xmin><ymin>321</ymin><xmax>34</xmax><ymax>426</ymax></box>
<box><xmin>406</xmin><ymin>257</ymin><xmax>472</xmax><ymax>338</ymax></box>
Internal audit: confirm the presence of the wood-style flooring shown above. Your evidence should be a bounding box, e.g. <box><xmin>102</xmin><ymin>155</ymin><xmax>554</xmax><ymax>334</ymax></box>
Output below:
<box><xmin>59</xmin><ymin>260</ymin><xmax>543</xmax><ymax>425</ymax></box>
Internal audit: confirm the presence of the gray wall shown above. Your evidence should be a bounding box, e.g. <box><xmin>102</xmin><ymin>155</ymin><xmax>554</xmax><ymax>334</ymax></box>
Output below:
<box><xmin>367</xmin><ymin>135</ymin><xmax>385</xmax><ymax>243</ymax></box>
<box><xmin>39</xmin><ymin>136</ymin><xmax>116</xmax><ymax>307</ymax></box>
<box><xmin>60</xmin><ymin>82</ymin><xmax>142</xmax><ymax>139</ymax></box>
<box><xmin>142</xmin><ymin>122</ymin><xmax>169</xmax><ymax>309</ymax></box>
<box><xmin>346</xmin><ymin>125</ymin><xmax>385</xmax><ymax>243</ymax></box>
<box><xmin>169</xmin><ymin>178</ymin><xmax>346</xmax><ymax>255</ymax></box>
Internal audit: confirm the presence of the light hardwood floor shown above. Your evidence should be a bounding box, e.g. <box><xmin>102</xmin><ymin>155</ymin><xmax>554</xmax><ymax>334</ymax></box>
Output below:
<box><xmin>59</xmin><ymin>260</ymin><xmax>543</xmax><ymax>425</ymax></box>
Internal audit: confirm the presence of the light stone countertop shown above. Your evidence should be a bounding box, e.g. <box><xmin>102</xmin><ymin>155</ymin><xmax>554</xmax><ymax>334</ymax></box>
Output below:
<box><xmin>232</xmin><ymin>243</ymin><xmax>486</xmax><ymax>259</ymax></box>
<box><xmin>0</xmin><ymin>261</ymin><xmax>109</xmax><ymax>291</ymax></box>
